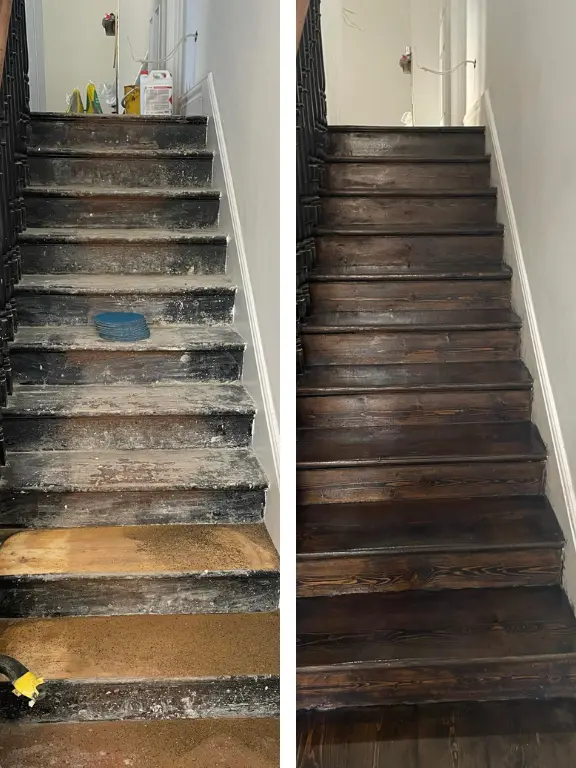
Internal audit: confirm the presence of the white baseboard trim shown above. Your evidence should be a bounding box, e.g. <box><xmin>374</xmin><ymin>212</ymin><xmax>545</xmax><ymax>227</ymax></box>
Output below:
<box><xmin>183</xmin><ymin>74</ymin><xmax>280</xmax><ymax>551</ymax></box>
<box><xmin>484</xmin><ymin>89</ymin><xmax>576</xmax><ymax>603</ymax></box>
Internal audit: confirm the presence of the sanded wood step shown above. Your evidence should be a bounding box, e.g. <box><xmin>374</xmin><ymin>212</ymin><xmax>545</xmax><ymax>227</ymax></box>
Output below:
<box><xmin>321</xmin><ymin>190</ymin><xmax>497</xmax><ymax>228</ymax></box>
<box><xmin>0</xmin><ymin>612</ymin><xmax>278</xmax><ymax>722</ymax></box>
<box><xmin>25</xmin><ymin>186</ymin><xmax>220</xmax><ymax>230</ymax></box>
<box><xmin>297</xmin><ymin>422</ymin><xmax>546</xmax><ymax>468</ymax></box>
<box><xmin>297</xmin><ymin>496</ymin><xmax>563</xmax><ymax>596</ymax></box>
<box><xmin>303</xmin><ymin>309</ymin><xmax>521</xmax><ymax>332</ymax></box>
<box><xmin>16</xmin><ymin>274</ymin><xmax>236</xmax><ymax>325</ymax></box>
<box><xmin>29</xmin><ymin>147</ymin><xmax>214</xmax><ymax>189</ymax></box>
<box><xmin>328</xmin><ymin>126</ymin><xmax>486</xmax><ymax>158</ymax></box>
<box><xmin>4</xmin><ymin>383</ymin><xmax>255</xmax><ymax>450</ymax></box>
<box><xmin>0</xmin><ymin>719</ymin><xmax>279</xmax><ymax>766</ymax></box>
<box><xmin>30</xmin><ymin>113</ymin><xmax>208</xmax><ymax>151</ymax></box>
<box><xmin>12</xmin><ymin>324</ymin><xmax>245</xmax><ymax>384</ymax></box>
<box><xmin>0</xmin><ymin>523</ymin><xmax>278</xmax><ymax>617</ymax></box>
<box><xmin>20</xmin><ymin>227</ymin><xmax>228</xmax><ymax>275</ymax></box>
<box><xmin>297</xmin><ymin>586</ymin><xmax>576</xmax><ymax>709</ymax></box>
<box><xmin>324</xmin><ymin>155</ymin><xmax>491</xmax><ymax>190</ymax></box>
<box><xmin>310</xmin><ymin>264</ymin><xmax>512</xmax><ymax>279</ymax></box>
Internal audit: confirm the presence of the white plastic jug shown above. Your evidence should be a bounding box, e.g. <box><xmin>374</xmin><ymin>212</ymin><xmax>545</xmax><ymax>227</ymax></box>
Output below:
<box><xmin>141</xmin><ymin>70</ymin><xmax>173</xmax><ymax>116</ymax></box>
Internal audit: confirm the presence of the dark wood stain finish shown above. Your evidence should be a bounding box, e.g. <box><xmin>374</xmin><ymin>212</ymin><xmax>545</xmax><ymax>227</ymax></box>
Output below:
<box><xmin>297</xmin><ymin>124</ymin><xmax>574</xmax><ymax>739</ymax></box>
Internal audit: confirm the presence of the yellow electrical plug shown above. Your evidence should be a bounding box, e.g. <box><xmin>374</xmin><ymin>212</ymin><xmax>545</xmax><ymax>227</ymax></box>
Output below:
<box><xmin>12</xmin><ymin>671</ymin><xmax>45</xmax><ymax>706</ymax></box>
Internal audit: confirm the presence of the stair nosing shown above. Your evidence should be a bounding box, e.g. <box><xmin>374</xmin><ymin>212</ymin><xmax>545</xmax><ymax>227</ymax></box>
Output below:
<box><xmin>20</xmin><ymin>227</ymin><xmax>228</xmax><ymax>244</ymax></box>
<box><xmin>324</xmin><ymin>154</ymin><xmax>491</xmax><ymax>164</ymax></box>
<box><xmin>25</xmin><ymin>186</ymin><xmax>220</xmax><ymax>200</ymax></box>
<box><xmin>16</xmin><ymin>275</ymin><xmax>236</xmax><ymax>296</ymax></box>
<box><xmin>308</xmin><ymin>269</ymin><xmax>512</xmax><ymax>282</ymax></box>
<box><xmin>28</xmin><ymin>147</ymin><xmax>214</xmax><ymax>159</ymax></box>
<box><xmin>316</xmin><ymin>225</ymin><xmax>504</xmax><ymax>236</ymax></box>
<box><xmin>328</xmin><ymin>125</ymin><xmax>485</xmax><ymax>134</ymax></box>
<box><xmin>31</xmin><ymin>112</ymin><xmax>208</xmax><ymax>125</ymax></box>
<box><xmin>320</xmin><ymin>188</ymin><xmax>497</xmax><ymax>198</ymax></box>
<box><xmin>296</xmin><ymin>540</ymin><xmax>564</xmax><ymax>559</ymax></box>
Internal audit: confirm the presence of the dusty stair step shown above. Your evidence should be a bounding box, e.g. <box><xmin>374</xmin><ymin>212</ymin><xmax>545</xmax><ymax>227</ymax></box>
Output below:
<box><xmin>301</xmin><ymin>310</ymin><xmax>521</xmax><ymax>366</ymax></box>
<box><xmin>297</xmin><ymin>423</ymin><xmax>546</xmax><ymax>504</ymax></box>
<box><xmin>12</xmin><ymin>324</ymin><xmax>245</xmax><ymax>384</ymax></box>
<box><xmin>296</xmin><ymin>496</ymin><xmax>563</xmax><ymax>597</ymax></box>
<box><xmin>29</xmin><ymin>146</ymin><xmax>214</xmax><ymax>189</ymax></box>
<box><xmin>20</xmin><ymin>227</ymin><xmax>228</xmax><ymax>276</ymax></box>
<box><xmin>297</xmin><ymin>585</ymin><xmax>576</xmax><ymax>709</ymax></box>
<box><xmin>30</xmin><ymin>112</ymin><xmax>208</xmax><ymax>151</ymax></box>
<box><xmin>297</xmin><ymin>361</ymin><xmax>533</xmax><ymax>428</ymax></box>
<box><xmin>309</xmin><ymin>276</ymin><xmax>511</xmax><ymax>312</ymax></box>
<box><xmin>25</xmin><ymin>186</ymin><xmax>220</xmax><ymax>230</ymax></box>
<box><xmin>316</xmin><ymin>227</ymin><xmax>504</xmax><ymax>269</ymax></box>
<box><xmin>328</xmin><ymin>126</ymin><xmax>486</xmax><ymax>158</ymax></box>
<box><xmin>4</xmin><ymin>382</ymin><xmax>255</xmax><ymax>451</ymax></box>
<box><xmin>0</xmin><ymin>719</ymin><xmax>280</xmax><ymax>766</ymax></box>
<box><xmin>0</xmin><ymin>612</ymin><xmax>278</xmax><ymax>723</ymax></box>
<box><xmin>0</xmin><ymin>523</ymin><xmax>279</xmax><ymax>617</ymax></box>
<box><xmin>321</xmin><ymin>189</ymin><xmax>497</xmax><ymax>228</ymax></box>
<box><xmin>16</xmin><ymin>274</ymin><xmax>236</xmax><ymax>325</ymax></box>
<box><xmin>324</xmin><ymin>155</ymin><xmax>491</xmax><ymax>191</ymax></box>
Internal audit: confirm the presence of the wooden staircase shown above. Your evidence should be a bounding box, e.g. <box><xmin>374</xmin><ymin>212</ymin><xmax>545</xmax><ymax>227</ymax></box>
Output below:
<box><xmin>0</xmin><ymin>114</ymin><xmax>278</xmax><ymax>765</ymax></box>
<box><xmin>296</xmin><ymin>126</ymin><xmax>576</xmax><ymax>712</ymax></box>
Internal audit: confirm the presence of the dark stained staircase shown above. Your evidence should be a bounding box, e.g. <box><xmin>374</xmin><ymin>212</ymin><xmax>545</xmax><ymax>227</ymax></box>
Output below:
<box><xmin>0</xmin><ymin>114</ymin><xmax>279</xmax><ymax>765</ymax></box>
<box><xmin>296</xmin><ymin>125</ymin><xmax>576</xmax><ymax>714</ymax></box>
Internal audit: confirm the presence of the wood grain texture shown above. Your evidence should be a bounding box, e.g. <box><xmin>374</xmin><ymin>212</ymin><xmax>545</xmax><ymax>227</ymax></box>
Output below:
<box><xmin>327</xmin><ymin>128</ymin><xmax>486</xmax><ymax>158</ymax></box>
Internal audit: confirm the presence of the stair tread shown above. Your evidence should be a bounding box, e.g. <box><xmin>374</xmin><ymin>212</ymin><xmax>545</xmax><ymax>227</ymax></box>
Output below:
<box><xmin>297</xmin><ymin>422</ymin><xmax>546</xmax><ymax>467</ymax></box>
<box><xmin>297</xmin><ymin>496</ymin><xmax>563</xmax><ymax>556</ymax></box>
<box><xmin>5</xmin><ymin>382</ymin><xmax>255</xmax><ymax>417</ymax></box>
<box><xmin>13</xmin><ymin>324</ymin><xmax>244</xmax><ymax>351</ymax></box>
<box><xmin>317</xmin><ymin>224</ymin><xmax>503</xmax><ymax>235</ymax></box>
<box><xmin>18</xmin><ymin>274</ymin><xmax>235</xmax><ymax>295</ymax></box>
<box><xmin>0</xmin><ymin>611</ymin><xmax>279</xmax><ymax>679</ymax></box>
<box><xmin>32</xmin><ymin>112</ymin><xmax>208</xmax><ymax>124</ymax></box>
<box><xmin>310</xmin><ymin>264</ymin><xmax>511</xmax><ymax>280</ymax></box>
<box><xmin>298</xmin><ymin>361</ymin><xmax>532</xmax><ymax>393</ymax></box>
<box><xmin>0</xmin><ymin>448</ymin><xmax>267</xmax><ymax>491</ymax></box>
<box><xmin>321</xmin><ymin>188</ymin><xmax>496</xmax><ymax>198</ymax></box>
<box><xmin>0</xmin><ymin>719</ymin><xmax>279</xmax><ymax>768</ymax></box>
<box><xmin>329</xmin><ymin>126</ymin><xmax>485</xmax><ymax>133</ymax></box>
<box><xmin>297</xmin><ymin>586</ymin><xmax>576</xmax><ymax>668</ymax></box>
<box><xmin>325</xmin><ymin>154</ymin><xmax>490</xmax><ymax>163</ymax></box>
<box><xmin>29</xmin><ymin>146</ymin><xmax>213</xmax><ymax>158</ymax></box>
<box><xmin>21</xmin><ymin>227</ymin><xmax>227</xmax><ymax>243</ymax></box>
<box><xmin>25</xmin><ymin>185</ymin><xmax>219</xmax><ymax>199</ymax></box>
<box><xmin>0</xmin><ymin>523</ymin><xmax>278</xmax><ymax>577</ymax></box>
<box><xmin>303</xmin><ymin>308</ymin><xmax>521</xmax><ymax>332</ymax></box>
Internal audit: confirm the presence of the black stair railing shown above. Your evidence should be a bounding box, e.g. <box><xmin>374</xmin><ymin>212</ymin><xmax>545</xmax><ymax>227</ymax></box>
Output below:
<box><xmin>296</xmin><ymin>0</ymin><xmax>327</xmax><ymax>374</ymax></box>
<box><xmin>0</xmin><ymin>0</ymin><xmax>30</xmax><ymax>465</ymax></box>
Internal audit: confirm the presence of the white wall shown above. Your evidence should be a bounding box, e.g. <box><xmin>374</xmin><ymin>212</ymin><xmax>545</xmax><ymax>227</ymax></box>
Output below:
<box><xmin>117</xmin><ymin>0</ymin><xmax>155</xmax><ymax>92</ymax></box>
<box><xmin>410</xmin><ymin>0</ymin><xmax>442</xmax><ymax>126</ymax></box>
<box><xmin>181</xmin><ymin>0</ymin><xmax>280</xmax><ymax>549</ymax></box>
<box><xmin>41</xmin><ymin>0</ymin><xmax>117</xmax><ymax>113</ymax></box>
<box><xmin>484</xmin><ymin>0</ymin><xmax>576</xmax><ymax>600</ymax></box>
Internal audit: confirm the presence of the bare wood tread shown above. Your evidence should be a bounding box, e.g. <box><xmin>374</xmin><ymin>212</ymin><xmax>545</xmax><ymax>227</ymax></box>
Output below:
<box><xmin>5</xmin><ymin>382</ymin><xmax>255</xmax><ymax>417</ymax></box>
<box><xmin>317</xmin><ymin>224</ymin><xmax>503</xmax><ymax>236</ymax></box>
<box><xmin>0</xmin><ymin>523</ymin><xmax>278</xmax><ymax>576</ymax></box>
<box><xmin>0</xmin><ymin>448</ymin><xmax>267</xmax><ymax>491</ymax></box>
<box><xmin>297</xmin><ymin>586</ymin><xmax>576</xmax><ymax>669</ymax></box>
<box><xmin>297</xmin><ymin>422</ymin><xmax>546</xmax><ymax>468</ymax></box>
<box><xmin>25</xmin><ymin>186</ymin><xmax>219</xmax><ymax>199</ymax></box>
<box><xmin>21</xmin><ymin>227</ymin><xmax>227</xmax><ymax>243</ymax></box>
<box><xmin>17</xmin><ymin>274</ymin><xmax>235</xmax><ymax>295</ymax></box>
<box><xmin>0</xmin><ymin>719</ymin><xmax>279</xmax><ymax>768</ymax></box>
<box><xmin>310</xmin><ymin>264</ymin><xmax>511</xmax><ymax>280</ymax></box>
<box><xmin>325</xmin><ymin>154</ymin><xmax>490</xmax><ymax>163</ymax></box>
<box><xmin>297</xmin><ymin>496</ymin><xmax>563</xmax><ymax>556</ymax></box>
<box><xmin>302</xmin><ymin>309</ymin><xmax>522</xmax><ymax>332</ymax></box>
<box><xmin>13</xmin><ymin>324</ymin><xmax>244</xmax><ymax>351</ymax></box>
<box><xmin>321</xmin><ymin>188</ymin><xmax>496</xmax><ymax>198</ymax></box>
<box><xmin>0</xmin><ymin>612</ymin><xmax>279</xmax><ymax>679</ymax></box>
<box><xmin>329</xmin><ymin>126</ymin><xmax>485</xmax><ymax>133</ymax></box>
<box><xmin>298</xmin><ymin>361</ymin><xmax>532</xmax><ymax>394</ymax></box>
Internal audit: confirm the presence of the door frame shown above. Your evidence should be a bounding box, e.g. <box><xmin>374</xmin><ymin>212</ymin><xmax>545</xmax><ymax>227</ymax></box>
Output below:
<box><xmin>25</xmin><ymin>0</ymin><xmax>46</xmax><ymax>112</ymax></box>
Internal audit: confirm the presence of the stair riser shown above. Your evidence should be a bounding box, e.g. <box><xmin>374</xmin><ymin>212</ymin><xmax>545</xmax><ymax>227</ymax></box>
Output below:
<box><xmin>297</xmin><ymin>657</ymin><xmax>576</xmax><ymax>710</ymax></box>
<box><xmin>0</xmin><ymin>489</ymin><xmax>266</xmax><ymax>528</ymax></box>
<box><xmin>21</xmin><ymin>241</ymin><xmax>228</xmax><ymax>275</ymax></box>
<box><xmin>0</xmin><ymin>677</ymin><xmax>280</xmax><ymax>723</ymax></box>
<box><xmin>4</xmin><ymin>414</ymin><xmax>254</xmax><ymax>451</ymax></box>
<box><xmin>322</xmin><ymin>196</ymin><xmax>497</xmax><ymax>228</ymax></box>
<box><xmin>316</xmin><ymin>235</ymin><xmax>504</xmax><ymax>268</ymax></box>
<box><xmin>328</xmin><ymin>131</ymin><xmax>486</xmax><ymax>157</ymax></box>
<box><xmin>29</xmin><ymin>155</ymin><xmax>213</xmax><ymax>189</ymax></box>
<box><xmin>30</xmin><ymin>120</ymin><xmax>207</xmax><ymax>151</ymax></box>
<box><xmin>297</xmin><ymin>548</ymin><xmax>562</xmax><ymax>597</ymax></box>
<box><xmin>297</xmin><ymin>390</ymin><xmax>532</xmax><ymax>428</ymax></box>
<box><xmin>302</xmin><ymin>330</ymin><xmax>521</xmax><ymax>365</ymax></box>
<box><xmin>0</xmin><ymin>573</ymin><xmax>280</xmax><ymax>617</ymax></box>
<box><xmin>309</xmin><ymin>280</ymin><xmax>511</xmax><ymax>312</ymax></box>
<box><xmin>325</xmin><ymin>162</ymin><xmax>491</xmax><ymax>191</ymax></box>
<box><xmin>25</xmin><ymin>195</ymin><xmax>220</xmax><ymax>230</ymax></box>
<box><xmin>297</xmin><ymin>461</ymin><xmax>545</xmax><ymax>505</ymax></box>
<box><xmin>16</xmin><ymin>292</ymin><xmax>234</xmax><ymax>325</ymax></box>
<box><xmin>12</xmin><ymin>349</ymin><xmax>244</xmax><ymax>385</ymax></box>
